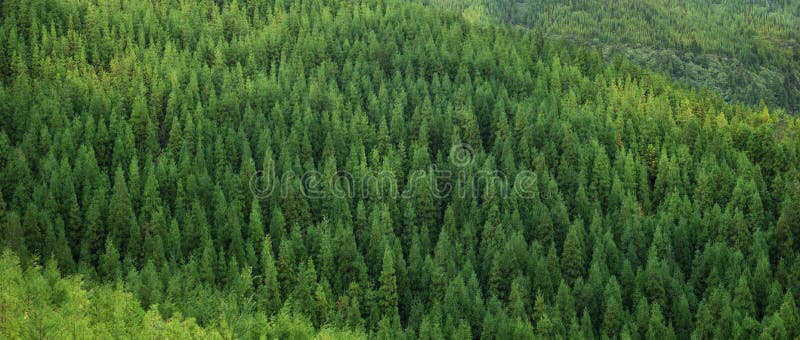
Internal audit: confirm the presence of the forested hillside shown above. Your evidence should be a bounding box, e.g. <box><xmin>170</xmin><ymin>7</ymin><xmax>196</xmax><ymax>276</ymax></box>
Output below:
<box><xmin>419</xmin><ymin>0</ymin><xmax>800</xmax><ymax>113</ymax></box>
<box><xmin>1</xmin><ymin>0</ymin><xmax>800</xmax><ymax>338</ymax></box>
<box><xmin>0</xmin><ymin>250</ymin><xmax>364</xmax><ymax>338</ymax></box>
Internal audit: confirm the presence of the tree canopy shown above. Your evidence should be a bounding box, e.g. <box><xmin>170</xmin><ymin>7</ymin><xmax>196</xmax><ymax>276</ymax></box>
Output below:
<box><xmin>1</xmin><ymin>0</ymin><xmax>799</xmax><ymax>338</ymax></box>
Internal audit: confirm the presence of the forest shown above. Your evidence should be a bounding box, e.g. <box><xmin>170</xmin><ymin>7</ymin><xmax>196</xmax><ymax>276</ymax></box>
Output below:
<box><xmin>0</xmin><ymin>0</ymin><xmax>799</xmax><ymax>338</ymax></box>
<box><xmin>418</xmin><ymin>0</ymin><xmax>800</xmax><ymax>113</ymax></box>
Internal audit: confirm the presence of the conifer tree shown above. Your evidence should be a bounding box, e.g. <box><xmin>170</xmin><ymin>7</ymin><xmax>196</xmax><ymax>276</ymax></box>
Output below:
<box><xmin>259</xmin><ymin>236</ymin><xmax>282</xmax><ymax>315</ymax></box>
<box><xmin>562</xmin><ymin>219</ymin><xmax>585</xmax><ymax>284</ymax></box>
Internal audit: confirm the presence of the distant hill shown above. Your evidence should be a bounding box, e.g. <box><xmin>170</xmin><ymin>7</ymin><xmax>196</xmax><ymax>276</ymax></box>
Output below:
<box><xmin>417</xmin><ymin>0</ymin><xmax>800</xmax><ymax>113</ymax></box>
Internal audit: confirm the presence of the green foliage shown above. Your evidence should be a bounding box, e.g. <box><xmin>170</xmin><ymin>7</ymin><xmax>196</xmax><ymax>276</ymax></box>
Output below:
<box><xmin>420</xmin><ymin>0</ymin><xmax>800</xmax><ymax>113</ymax></box>
<box><xmin>1</xmin><ymin>0</ymin><xmax>799</xmax><ymax>337</ymax></box>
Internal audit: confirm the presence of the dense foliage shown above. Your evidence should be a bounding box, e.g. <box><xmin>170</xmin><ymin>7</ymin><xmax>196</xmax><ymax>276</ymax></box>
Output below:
<box><xmin>419</xmin><ymin>0</ymin><xmax>800</xmax><ymax>113</ymax></box>
<box><xmin>1</xmin><ymin>0</ymin><xmax>799</xmax><ymax>338</ymax></box>
<box><xmin>0</xmin><ymin>250</ymin><xmax>364</xmax><ymax>338</ymax></box>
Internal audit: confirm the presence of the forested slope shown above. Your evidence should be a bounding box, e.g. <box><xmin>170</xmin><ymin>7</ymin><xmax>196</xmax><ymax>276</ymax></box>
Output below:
<box><xmin>0</xmin><ymin>250</ymin><xmax>363</xmax><ymax>338</ymax></box>
<box><xmin>1</xmin><ymin>0</ymin><xmax>800</xmax><ymax>338</ymax></box>
<box><xmin>419</xmin><ymin>0</ymin><xmax>800</xmax><ymax>113</ymax></box>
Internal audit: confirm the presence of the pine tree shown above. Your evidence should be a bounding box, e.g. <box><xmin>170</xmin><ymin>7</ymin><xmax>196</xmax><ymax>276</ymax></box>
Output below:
<box><xmin>777</xmin><ymin>293</ymin><xmax>799</xmax><ymax>338</ymax></box>
<box><xmin>642</xmin><ymin>245</ymin><xmax>664</xmax><ymax>300</ymax></box>
<box><xmin>379</xmin><ymin>247</ymin><xmax>399</xmax><ymax>319</ymax></box>
<box><xmin>673</xmin><ymin>295</ymin><xmax>692</xmax><ymax>340</ymax></box>
<box><xmin>580</xmin><ymin>308</ymin><xmax>594</xmax><ymax>340</ymax></box>
<box><xmin>99</xmin><ymin>238</ymin><xmax>121</xmax><ymax>282</ymax></box>
<box><xmin>80</xmin><ymin>188</ymin><xmax>106</xmax><ymax>267</ymax></box>
<box><xmin>733</xmin><ymin>275</ymin><xmax>755</xmax><ymax>317</ymax></box>
<box><xmin>602</xmin><ymin>277</ymin><xmax>624</xmax><ymax>338</ymax></box>
<box><xmin>647</xmin><ymin>303</ymin><xmax>674</xmax><ymax>340</ymax></box>
<box><xmin>269</xmin><ymin>207</ymin><xmax>286</xmax><ymax>255</ymax></box>
<box><xmin>198</xmin><ymin>240</ymin><xmax>216</xmax><ymax>284</ymax></box>
<box><xmin>277</xmin><ymin>238</ymin><xmax>295</xmax><ymax>297</ymax></box>
<box><xmin>561</xmin><ymin>219</ymin><xmax>585</xmax><ymax>284</ymax></box>
<box><xmin>247</xmin><ymin>199</ymin><xmax>265</xmax><ymax>267</ymax></box>
<box><xmin>535</xmin><ymin>209</ymin><xmax>555</xmax><ymax>247</ymax></box>
<box><xmin>139</xmin><ymin>260</ymin><xmax>163</xmax><ymax>308</ymax></box>
<box><xmin>260</xmin><ymin>236</ymin><xmax>281</xmax><ymax>314</ymax></box>
<box><xmin>0</xmin><ymin>212</ymin><xmax>26</xmax><ymax>261</ymax></box>
<box><xmin>51</xmin><ymin>218</ymin><xmax>75</xmax><ymax>273</ymax></box>
<box><xmin>771</xmin><ymin>195</ymin><xmax>797</xmax><ymax>262</ymax></box>
<box><xmin>108</xmin><ymin>167</ymin><xmax>136</xmax><ymax>256</ymax></box>
<box><xmin>292</xmin><ymin>258</ymin><xmax>318</xmax><ymax>318</ymax></box>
